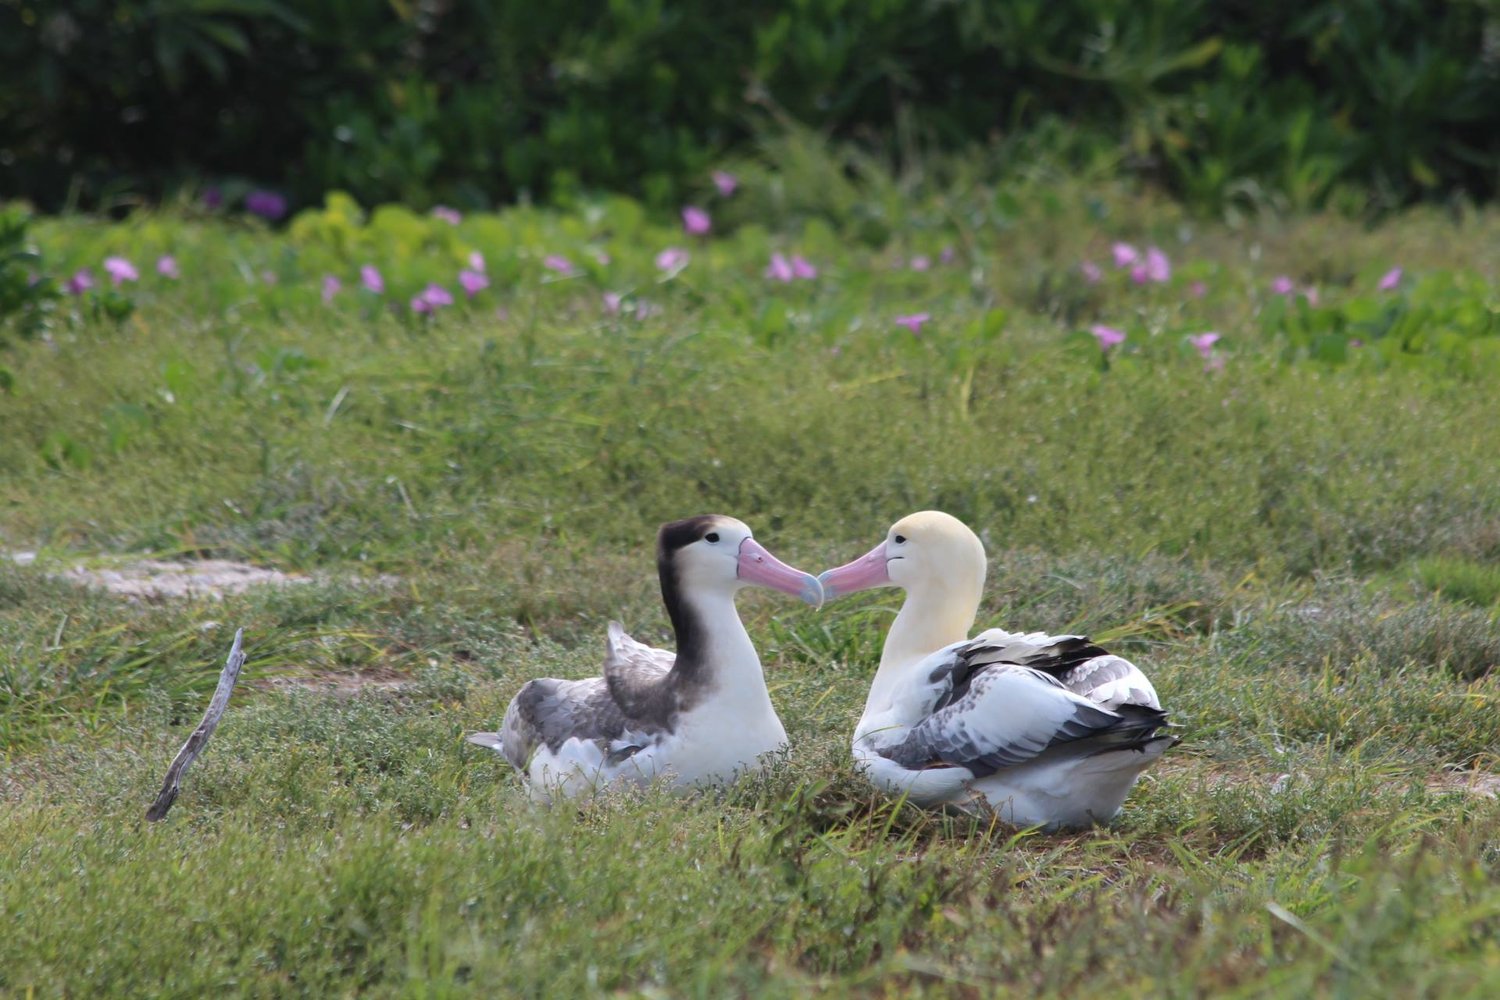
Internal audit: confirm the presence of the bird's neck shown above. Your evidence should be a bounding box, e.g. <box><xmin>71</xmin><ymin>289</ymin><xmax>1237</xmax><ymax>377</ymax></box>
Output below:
<box><xmin>864</xmin><ymin>582</ymin><xmax>979</xmax><ymax>714</ymax></box>
<box><xmin>664</xmin><ymin>583</ymin><xmax>769</xmax><ymax>705</ymax></box>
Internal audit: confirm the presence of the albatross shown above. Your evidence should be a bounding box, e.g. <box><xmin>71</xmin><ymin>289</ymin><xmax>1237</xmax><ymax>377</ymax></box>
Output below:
<box><xmin>818</xmin><ymin>511</ymin><xmax>1175</xmax><ymax>829</ymax></box>
<box><xmin>468</xmin><ymin>515</ymin><xmax>822</xmax><ymax>801</ymax></box>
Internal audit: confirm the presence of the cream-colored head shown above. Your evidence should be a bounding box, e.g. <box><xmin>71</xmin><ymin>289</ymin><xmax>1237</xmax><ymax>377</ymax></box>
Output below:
<box><xmin>882</xmin><ymin>511</ymin><xmax>987</xmax><ymax>604</ymax></box>
<box><xmin>819</xmin><ymin>511</ymin><xmax>989</xmax><ymax>699</ymax></box>
<box><xmin>819</xmin><ymin>511</ymin><xmax>986</xmax><ymax>606</ymax></box>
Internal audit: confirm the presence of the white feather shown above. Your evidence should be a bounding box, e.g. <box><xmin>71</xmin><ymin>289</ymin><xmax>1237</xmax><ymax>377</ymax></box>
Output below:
<box><xmin>838</xmin><ymin>512</ymin><xmax>1175</xmax><ymax>828</ymax></box>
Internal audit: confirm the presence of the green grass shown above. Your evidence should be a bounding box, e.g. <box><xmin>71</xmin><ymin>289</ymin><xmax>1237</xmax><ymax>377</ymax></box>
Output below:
<box><xmin>1411</xmin><ymin>556</ymin><xmax>1500</xmax><ymax>610</ymax></box>
<box><xmin>3</xmin><ymin>178</ymin><xmax>1500</xmax><ymax>995</ymax></box>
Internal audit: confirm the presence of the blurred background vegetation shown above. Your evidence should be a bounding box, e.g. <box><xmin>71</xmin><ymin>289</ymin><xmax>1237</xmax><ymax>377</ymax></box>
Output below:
<box><xmin>2</xmin><ymin>0</ymin><xmax>1498</xmax><ymax>217</ymax></box>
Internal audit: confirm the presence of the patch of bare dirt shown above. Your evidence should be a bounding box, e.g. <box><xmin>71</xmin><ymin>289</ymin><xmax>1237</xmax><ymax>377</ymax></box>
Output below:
<box><xmin>1425</xmin><ymin>771</ymin><xmax>1500</xmax><ymax>798</ymax></box>
<box><xmin>63</xmin><ymin>558</ymin><xmax>307</xmax><ymax>599</ymax></box>
<box><xmin>1156</xmin><ymin>758</ymin><xmax>1500</xmax><ymax>800</ymax></box>
<box><xmin>8</xmin><ymin>551</ymin><xmax>397</xmax><ymax>600</ymax></box>
<box><xmin>251</xmin><ymin>671</ymin><xmax>415</xmax><ymax>698</ymax></box>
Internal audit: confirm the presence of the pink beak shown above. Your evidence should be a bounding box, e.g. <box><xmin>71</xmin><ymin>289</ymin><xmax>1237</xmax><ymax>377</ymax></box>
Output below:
<box><xmin>737</xmin><ymin>538</ymin><xmax>824</xmax><ymax>607</ymax></box>
<box><xmin>816</xmin><ymin>541</ymin><xmax>892</xmax><ymax>599</ymax></box>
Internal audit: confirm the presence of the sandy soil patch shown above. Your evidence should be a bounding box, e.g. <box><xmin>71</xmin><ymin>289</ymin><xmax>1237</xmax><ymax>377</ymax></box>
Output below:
<box><xmin>9</xmin><ymin>551</ymin><xmax>334</xmax><ymax>599</ymax></box>
<box><xmin>1425</xmin><ymin>771</ymin><xmax>1500</xmax><ymax>798</ymax></box>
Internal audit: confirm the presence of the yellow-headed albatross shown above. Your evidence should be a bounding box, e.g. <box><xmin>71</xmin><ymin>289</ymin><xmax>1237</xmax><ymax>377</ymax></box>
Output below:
<box><xmin>818</xmin><ymin>511</ymin><xmax>1174</xmax><ymax>829</ymax></box>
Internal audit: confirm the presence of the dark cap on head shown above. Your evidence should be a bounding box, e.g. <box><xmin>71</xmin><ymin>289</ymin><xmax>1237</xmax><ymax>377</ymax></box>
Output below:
<box><xmin>657</xmin><ymin>515</ymin><xmax>731</xmax><ymax>558</ymax></box>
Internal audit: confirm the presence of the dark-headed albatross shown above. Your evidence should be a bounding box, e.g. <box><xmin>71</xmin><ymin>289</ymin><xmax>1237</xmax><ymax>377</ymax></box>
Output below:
<box><xmin>469</xmin><ymin>515</ymin><xmax>822</xmax><ymax>800</ymax></box>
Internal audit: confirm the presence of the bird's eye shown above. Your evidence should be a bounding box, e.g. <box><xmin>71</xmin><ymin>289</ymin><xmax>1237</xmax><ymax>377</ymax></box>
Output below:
<box><xmin>704</xmin><ymin>532</ymin><xmax>720</xmax><ymax>543</ymax></box>
<box><xmin>893</xmin><ymin>534</ymin><xmax>907</xmax><ymax>545</ymax></box>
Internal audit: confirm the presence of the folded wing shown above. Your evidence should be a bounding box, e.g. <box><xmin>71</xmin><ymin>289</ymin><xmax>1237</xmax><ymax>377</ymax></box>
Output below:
<box><xmin>878</xmin><ymin>639</ymin><xmax>1169</xmax><ymax>778</ymax></box>
<box><xmin>970</xmin><ymin>628</ymin><xmax>1161</xmax><ymax>710</ymax></box>
<box><xmin>602</xmin><ymin>620</ymin><xmax>676</xmax><ymax>718</ymax></box>
<box><xmin>469</xmin><ymin>622</ymin><xmax>677</xmax><ymax>771</ymax></box>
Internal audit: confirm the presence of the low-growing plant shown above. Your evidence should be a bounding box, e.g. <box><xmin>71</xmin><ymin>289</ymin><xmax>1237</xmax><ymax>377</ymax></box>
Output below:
<box><xmin>3</xmin><ymin>185</ymin><xmax>1500</xmax><ymax>995</ymax></box>
<box><xmin>0</xmin><ymin>206</ymin><xmax>56</xmax><ymax>340</ymax></box>
<box><xmin>1410</xmin><ymin>556</ymin><xmax>1500</xmax><ymax>609</ymax></box>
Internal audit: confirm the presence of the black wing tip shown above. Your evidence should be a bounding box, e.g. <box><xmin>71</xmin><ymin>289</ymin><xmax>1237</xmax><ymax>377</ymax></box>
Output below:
<box><xmin>1083</xmin><ymin>707</ymin><xmax>1179</xmax><ymax>757</ymax></box>
<box><xmin>1114</xmin><ymin>703</ymin><xmax>1171</xmax><ymax>725</ymax></box>
<box><xmin>1023</xmin><ymin>636</ymin><xmax>1115</xmax><ymax>673</ymax></box>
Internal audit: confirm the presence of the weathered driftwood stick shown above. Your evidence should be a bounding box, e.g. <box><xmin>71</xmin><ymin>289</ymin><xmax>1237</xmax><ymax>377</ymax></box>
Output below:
<box><xmin>145</xmin><ymin>628</ymin><xmax>246</xmax><ymax>822</ymax></box>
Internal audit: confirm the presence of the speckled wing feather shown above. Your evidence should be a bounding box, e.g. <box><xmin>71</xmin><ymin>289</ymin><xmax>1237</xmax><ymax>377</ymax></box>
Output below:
<box><xmin>969</xmin><ymin>628</ymin><xmax>1162</xmax><ymax>710</ymax></box>
<box><xmin>880</xmin><ymin>643</ymin><xmax>1170</xmax><ymax>778</ymax></box>
<box><xmin>601</xmin><ymin>621</ymin><xmax>677</xmax><ymax>721</ymax></box>
<box><xmin>468</xmin><ymin>622</ymin><xmax>678</xmax><ymax>771</ymax></box>
<box><xmin>485</xmin><ymin>677</ymin><xmax>626</xmax><ymax>769</ymax></box>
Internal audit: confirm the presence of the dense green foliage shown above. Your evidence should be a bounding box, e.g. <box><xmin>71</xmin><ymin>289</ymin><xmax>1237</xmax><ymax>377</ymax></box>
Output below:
<box><xmin>0</xmin><ymin>206</ymin><xmax>58</xmax><ymax>342</ymax></box>
<box><xmin>3</xmin><ymin>179</ymin><xmax>1500</xmax><ymax>993</ymax></box>
<box><xmin>3</xmin><ymin>0</ymin><xmax>1499</xmax><ymax>214</ymax></box>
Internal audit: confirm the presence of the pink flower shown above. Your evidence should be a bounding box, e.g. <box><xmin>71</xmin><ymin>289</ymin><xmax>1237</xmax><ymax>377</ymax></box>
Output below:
<box><xmin>65</xmin><ymin>269</ymin><xmax>95</xmax><ymax>295</ymax></box>
<box><xmin>410</xmin><ymin>283</ymin><xmax>454</xmax><ymax>314</ymax></box>
<box><xmin>1271</xmin><ymin>275</ymin><xmax>1295</xmax><ymax>295</ymax></box>
<box><xmin>468</xmin><ymin>251</ymin><xmax>486</xmax><ymax>272</ymax></box>
<box><xmin>765</xmin><ymin>253</ymin><xmax>794</xmax><ymax>282</ymax></box>
<box><xmin>791</xmin><ymin>255</ymin><xmax>818</xmax><ymax>280</ymax></box>
<box><xmin>459</xmin><ymin>269</ymin><xmax>489</xmax><ymax>297</ymax></box>
<box><xmin>1378</xmin><ymin>266</ymin><xmax>1403</xmax><ymax>291</ymax></box>
<box><xmin>602</xmin><ymin>292</ymin><xmax>624</xmax><ymax>315</ymax></box>
<box><xmin>1080</xmin><ymin>261</ymin><xmax>1103</xmax><ymax>284</ymax></box>
<box><xmin>682</xmin><ymin>206</ymin><xmax>711</xmax><ymax>236</ymax></box>
<box><xmin>360</xmin><ymin>265</ymin><xmax>385</xmax><ymax>294</ymax></box>
<box><xmin>1130</xmin><ymin>265</ymin><xmax>1149</xmax><ymax>285</ymax></box>
<box><xmin>543</xmin><ymin>255</ymin><xmax>576</xmax><ymax>275</ymax></box>
<box><xmin>1303</xmin><ymin>287</ymin><xmax>1320</xmax><ymax>306</ymax></box>
<box><xmin>1144</xmin><ymin>247</ymin><xmax>1171</xmax><ymax>283</ymax></box>
<box><xmin>156</xmin><ymin>255</ymin><xmax>179</xmax><ymax>279</ymax></box>
<box><xmin>1090</xmin><ymin>324</ymin><xmax>1126</xmax><ymax>351</ymax></box>
<box><xmin>655</xmin><ymin>247</ymin><xmax>689</xmax><ymax>273</ymax></box>
<box><xmin>1188</xmin><ymin>332</ymin><xmax>1221</xmax><ymax>360</ymax></box>
<box><xmin>431</xmin><ymin>206</ymin><xmax>462</xmax><ymax>225</ymax></box>
<box><xmin>1190</xmin><ymin>281</ymin><xmax>1207</xmax><ymax>298</ymax></box>
<box><xmin>593</xmin><ymin>250</ymin><xmax>612</xmax><ymax>266</ymax></box>
<box><xmin>1111</xmin><ymin>242</ymin><xmax>1139</xmax><ymax>268</ymax></box>
<box><xmin>245</xmin><ymin>190</ymin><xmax>287</xmax><ymax>220</ymax></box>
<box><xmin>909</xmin><ymin>255</ymin><xmax>931</xmax><ymax>272</ymax></box>
<box><xmin>712</xmin><ymin>171</ymin><xmax>738</xmax><ymax>196</ymax></box>
<box><xmin>321</xmin><ymin>275</ymin><xmax>341</xmax><ymax>304</ymax></box>
<box><xmin>103</xmin><ymin>256</ymin><xmax>138</xmax><ymax>285</ymax></box>
<box><xmin>895</xmin><ymin>313</ymin><xmax>931</xmax><ymax>334</ymax></box>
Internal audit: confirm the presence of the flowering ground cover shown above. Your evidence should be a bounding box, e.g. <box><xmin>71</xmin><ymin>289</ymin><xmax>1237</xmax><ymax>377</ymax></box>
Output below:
<box><xmin>2</xmin><ymin>177</ymin><xmax>1500</xmax><ymax>994</ymax></box>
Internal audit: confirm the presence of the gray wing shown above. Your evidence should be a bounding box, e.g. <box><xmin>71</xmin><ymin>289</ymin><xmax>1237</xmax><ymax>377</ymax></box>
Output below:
<box><xmin>884</xmin><ymin>649</ymin><xmax>1169</xmax><ymax>777</ymax></box>
<box><xmin>467</xmin><ymin>623</ymin><xmax>676</xmax><ymax>771</ymax></box>
<box><xmin>465</xmin><ymin>677</ymin><xmax>631</xmax><ymax>771</ymax></box>
<box><xmin>970</xmin><ymin>628</ymin><xmax>1161</xmax><ymax>710</ymax></box>
<box><xmin>602</xmin><ymin>621</ymin><xmax>677</xmax><ymax>721</ymax></box>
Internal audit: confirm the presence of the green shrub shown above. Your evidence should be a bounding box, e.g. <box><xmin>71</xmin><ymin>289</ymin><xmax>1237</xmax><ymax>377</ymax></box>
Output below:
<box><xmin>1</xmin><ymin>0</ymin><xmax>1496</xmax><ymax>213</ymax></box>
<box><xmin>0</xmin><ymin>206</ymin><xmax>56</xmax><ymax>341</ymax></box>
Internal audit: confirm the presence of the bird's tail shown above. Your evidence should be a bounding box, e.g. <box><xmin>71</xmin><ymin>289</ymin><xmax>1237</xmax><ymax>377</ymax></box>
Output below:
<box><xmin>1085</xmin><ymin>704</ymin><xmax>1178</xmax><ymax>757</ymax></box>
<box><xmin>466</xmin><ymin>731</ymin><xmax>506</xmax><ymax>752</ymax></box>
